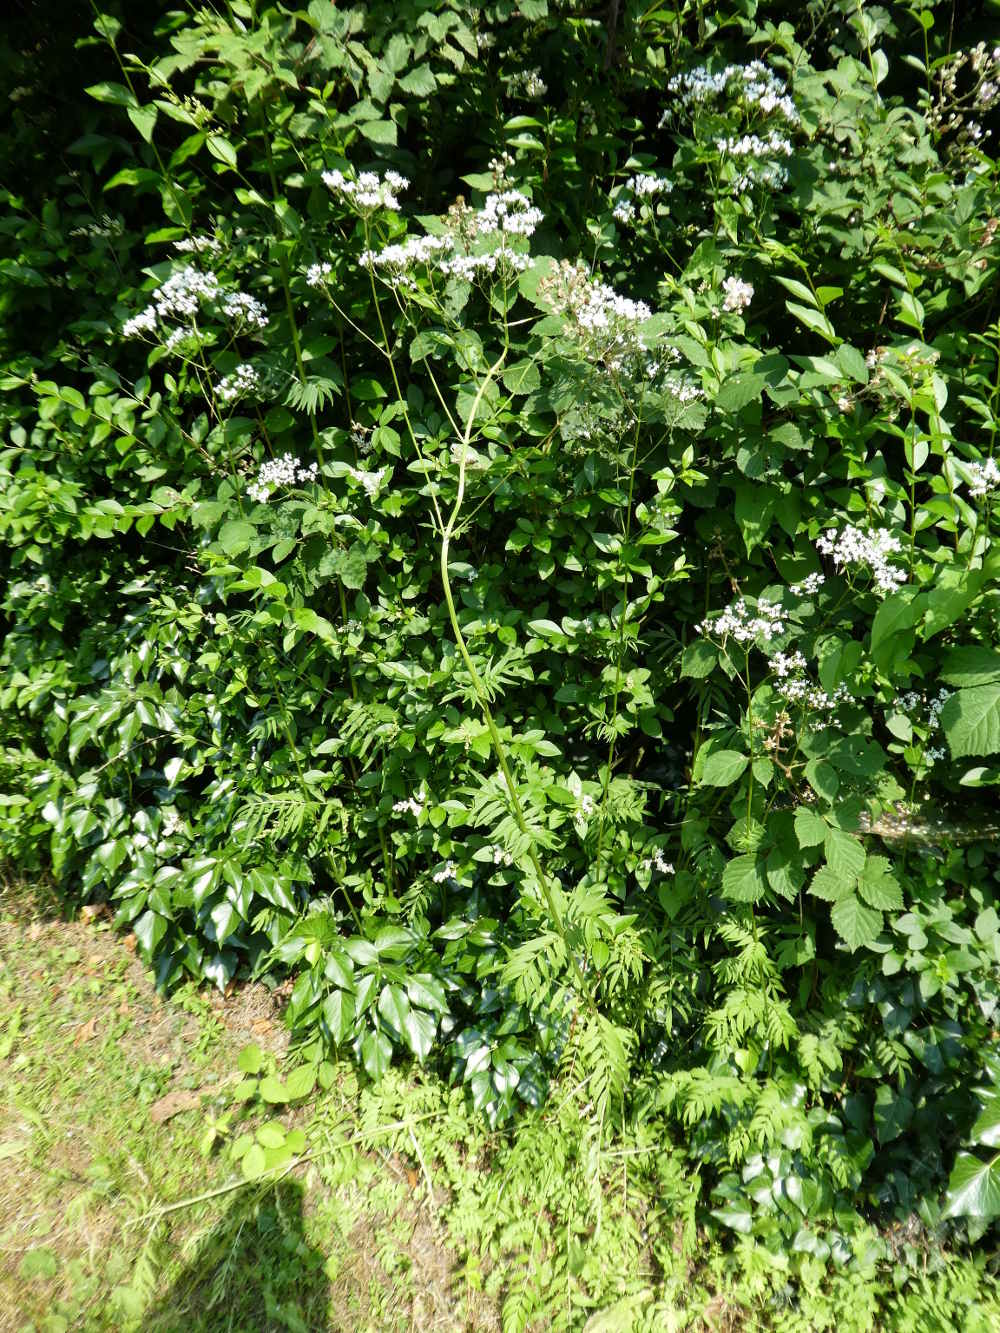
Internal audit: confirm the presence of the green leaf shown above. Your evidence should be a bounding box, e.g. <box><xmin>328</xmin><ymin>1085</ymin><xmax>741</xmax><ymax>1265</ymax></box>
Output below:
<box><xmin>133</xmin><ymin>909</ymin><xmax>167</xmax><ymax>955</ymax></box>
<box><xmin>869</xmin><ymin>592</ymin><xmax>918</xmax><ymax>671</ymax></box>
<box><xmin>715</xmin><ymin>373</ymin><xmax>766</xmax><ymax>414</ymax></box>
<box><xmin>786</xmin><ymin>301</ymin><xmax>836</xmax><ymax>341</ymax></box>
<box><xmin>258</xmin><ymin>1076</ymin><xmax>289</xmax><ymax>1104</ymax></box>
<box><xmin>824</xmin><ymin>829</ymin><xmax>866</xmax><ymax>882</ymax></box>
<box><xmin>358</xmin><ymin>119</ymin><xmax>397</xmax><ymax>145</ymax></box>
<box><xmin>809</xmin><ymin>866</ymin><xmax>853</xmax><ymax>903</ymax></box>
<box><xmin>794</xmin><ymin>808</ymin><xmax>827</xmax><ymax>848</ymax></box>
<box><xmin>241</xmin><ymin>1143</ymin><xmax>268</xmax><ymax>1180</ymax></box>
<box><xmin>285</xmin><ymin>1065</ymin><xmax>316</xmax><ymax>1100</ymax></box>
<box><xmin>401</xmin><ymin>1006</ymin><xmax>436</xmax><ymax>1061</ymax></box>
<box><xmin>237</xmin><ymin>1044</ymin><xmax>264</xmax><ymax>1075</ymax></box>
<box><xmin>857</xmin><ymin>856</ymin><xmax>903</xmax><ymax>910</ymax></box>
<box><xmin>944</xmin><ymin>1152</ymin><xmax>1000</xmax><ymax>1220</ymax></box>
<box><xmin>941</xmin><ymin>647</ymin><xmax>1000</xmax><ymax>688</ymax></box>
<box><xmin>377</xmin><ymin>983</ymin><xmax>410</xmax><ymax>1035</ymax></box>
<box><xmin>971</xmin><ymin>1093</ymin><xmax>1000</xmax><ymax>1149</ymax></box>
<box><xmin>940</xmin><ymin>685</ymin><xmax>1000</xmax><ymax>757</ymax></box>
<box><xmin>85</xmin><ymin>81</ymin><xmax>138</xmax><ymax>108</ymax></box>
<box><xmin>681</xmin><ymin>641</ymin><xmax>717</xmax><ymax>678</ymax></box>
<box><xmin>721</xmin><ymin>855</ymin><xmax>767</xmax><ymax>903</ymax></box>
<box><xmin>361</xmin><ymin>1029</ymin><xmax>393</xmax><ymax>1080</ymax></box>
<box><xmin>323</xmin><ymin>989</ymin><xmax>356</xmax><ymax>1044</ymax></box>
<box><xmin>700</xmin><ymin>749</ymin><xmax>749</xmax><ymax>786</ymax></box>
<box><xmin>830</xmin><ymin>894</ymin><xmax>883</xmax><ymax>951</ymax></box>
<box><xmin>219</xmin><ymin>519</ymin><xmax>256</xmax><ymax>557</ymax></box>
<box><xmin>127</xmin><ymin>105</ymin><xmax>158</xmax><ymax>143</ymax></box>
<box><xmin>206</xmin><ymin>135</ymin><xmax>238</xmax><ymax>167</ymax></box>
<box><xmin>874</xmin><ymin>1085</ymin><xmax>914</xmax><ymax>1144</ymax></box>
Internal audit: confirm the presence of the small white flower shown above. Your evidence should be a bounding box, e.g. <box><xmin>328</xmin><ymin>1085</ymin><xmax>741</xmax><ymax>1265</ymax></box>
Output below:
<box><xmin>722</xmin><ymin>276</ymin><xmax>754</xmax><ymax>313</ymax></box>
<box><xmin>306</xmin><ymin>261</ymin><xmax>332</xmax><ymax>287</ymax></box>
<box><xmin>967</xmin><ymin>457</ymin><xmax>1000</xmax><ymax>499</ymax></box>
<box><xmin>222</xmin><ymin>291</ymin><xmax>268</xmax><ymax>329</ymax></box>
<box><xmin>215</xmin><ymin>362</ymin><xmax>259</xmax><ymax>403</ymax></box>
<box><xmin>323</xmin><ymin>167</ymin><xmax>408</xmax><ymax>212</ymax></box>
<box><xmin>698</xmin><ymin>597</ymin><xmax>787</xmax><ymax>645</ymax></box>
<box><xmin>432</xmin><ymin>860</ymin><xmax>457</xmax><ymax>883</ymax></box>
<box><xmin>247</xmin><ymin>453</ymin><xmax>318</xmax><ymax>503</ymax></box>
<box><xmin>790</xmin><ymin>572</ymin><xmax>825</xmax><ymax>596</ymax></box>
<box><xmin>816</xmin><ymin>526</ymin><xmax>906</xmax><ymax>593</ymax></box>
<box><xmin>393</xmin><ymin>786</ymin><xmax>426</xmax><ymax>818</ymax></box>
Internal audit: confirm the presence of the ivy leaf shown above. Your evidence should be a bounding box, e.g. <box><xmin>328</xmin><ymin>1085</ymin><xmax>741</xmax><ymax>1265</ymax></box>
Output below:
<box><xmin>874</xmin><ymin>1084</ymin><xmax>914</xmax><ymax>1144</ymax></box>
<box><xmin>722</xmin><ymin>855</ymin><xmax>767</xmax><ymax>903</ymax></box>
<box><xmin>830</xmin><ymin>894</ymin><xmax>883</xmax><ymax>950</ymax></box>
<box><xmin>971</xmin><ymin>1093</ymin><xmax>1000</xmax><ymax>1149</ymax></box>
<box><xmin>943</xmin><ymin>1152</ymin><xmax>1000</xmax><ymax>1220</ymax></box>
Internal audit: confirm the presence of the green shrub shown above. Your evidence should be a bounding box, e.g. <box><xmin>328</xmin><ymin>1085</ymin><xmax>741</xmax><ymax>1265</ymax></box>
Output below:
<box><xmin>3</xmin><ymin>0</ymin><xmax>1000</xmax><ymax>1294</ymax></box>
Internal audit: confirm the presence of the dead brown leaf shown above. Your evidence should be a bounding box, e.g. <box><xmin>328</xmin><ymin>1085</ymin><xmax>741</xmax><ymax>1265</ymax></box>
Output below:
<box><xmin>148</xmin><ymin>1089</ymin><xmax>201</xmax><ymax>1124</ymax></box>
<box><xmin>73</xmin><ymin>1016</ymin><xmax>98</xmax><ymax>1045</ymax></box>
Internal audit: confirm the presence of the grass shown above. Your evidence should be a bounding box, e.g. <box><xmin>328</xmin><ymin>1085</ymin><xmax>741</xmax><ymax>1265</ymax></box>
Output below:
<box><xmin>0</xmin><ymin>878</ymin><xmax>497</xmax><ymax>1332</ymax></box>
<box><xmin>5</xmin><ymin>875</ymin><xmax>1000</xmax><ymax>1333</ymax></box>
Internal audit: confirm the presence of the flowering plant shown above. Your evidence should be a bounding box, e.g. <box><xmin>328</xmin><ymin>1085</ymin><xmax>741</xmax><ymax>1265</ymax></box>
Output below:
<box><xmin>3</xmin><ymin>0</ymin><xmax>1000</xmax><ymax>1304</ymax></box>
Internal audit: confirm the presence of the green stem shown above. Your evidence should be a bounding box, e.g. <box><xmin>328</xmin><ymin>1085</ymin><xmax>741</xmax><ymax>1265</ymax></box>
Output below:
<box><xmin>440</xmin><ymin>353</ymin><xmax>590</xmax><ymax>998</ymax></box>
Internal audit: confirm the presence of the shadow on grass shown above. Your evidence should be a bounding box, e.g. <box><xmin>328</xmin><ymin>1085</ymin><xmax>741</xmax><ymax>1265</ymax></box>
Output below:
<box><xmin>142</xmin><ymin>1181</ymin><xmax>329</xmax><ymax>1332</ymax></box>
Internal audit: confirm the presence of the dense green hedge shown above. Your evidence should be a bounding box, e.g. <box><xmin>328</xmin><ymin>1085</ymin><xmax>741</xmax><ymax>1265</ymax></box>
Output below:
<box><xmin>4</xmin><ymin>0</ymin><xmax>1000</xmax><ymax>1294</ymax></box>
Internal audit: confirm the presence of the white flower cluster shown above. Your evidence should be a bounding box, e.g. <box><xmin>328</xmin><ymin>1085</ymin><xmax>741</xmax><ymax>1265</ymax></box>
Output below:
<box><xmin>485</xmin><ymin>844</ymin><xmax>514</xmax><ymax>867</ymax></box>
<box><xmin>641</xmin><ymin>849</ymin><xmax>674</xmax><ymax>876</ymax></box>
<box><xmin>509</xmin><ymin>67</ymin><xmax>546</xmax><ymax>97</ymax></box>
<box><xmin>776</xmin><ymin>677</ymin><xmax>851</xmax><ymax>714</ymax></box>
<box><xmin>967</xmin><ymin>457</ymin><xmax>1000</xmax><ymax>499</ymax></box>
<box><xmin>768</xmin><ymin>650</ymin><xmax>807</xmax><ymax>677</ymax></box>
<box><xmin>475</xmin><ymin>189</ymin><xmax>544</xmax><ymax>236</ymax></box>
<box><xmin>347</xmin><ymin>465</ymin><xmax>390</xmax><ymax>498</ymax></box>
<box><xmin>214</xmin><ymin>362</ymin><xmax>259</xmax><ymax>403</ymax></box>
<box><xmin>612</xmin><ymin>173</ymin><xmax>672</xmax><ymax>225</ymax></box>
<box><xmin>393</xmin><ymin>787</ymin><xmax>426</xmax><ymax>818</ymax></box>
<box><xmin>356</xmin><ymin>189</ymin><xmax>542</xmax><ymax>289</ymax></box>
<box><xmin>698</xmin><ymin>597</ymin><xmax>787</xmax><ymax>644</ymax></box>
<box><xmin>122</xmin><ymin>265</ymin><xmax>268</xmax><ymax>340</ymax></box>
<box><xmin>222</xmin><ymin>291</ymin><xmax>268</xmax><ymax>329</ymax></box>
<box><xmin>815</xmin><ymin>526</ymin><xmax>906</xmax><ymax>593</ymax></box>
<box><xmin>322</xmin><ymin>167</ymin><xmax>409</xmax><ymax>212</ymax></box>
<box><xmin>722</xmin><ymin>275</ymin><xmax>754</xmax><ymax>313</ymax></box>
<box><xmin>122</xmin><ymin>265</ymin><xmax>219</xmax><ymax>337</ymax></box>
<box><xmin>665</xmin><ymin>60</ymin><xmax>799</xmax><ymax>123</ymax></box>
<box><xmin>306</xmin><ymin>261</ymin><xmax>332</xmax><ymax>287</ymax></box>
<box><xmin>174</xmin><ymin>235</ymin><xmax>221</xmax><ymax>255</ymax></box>
<box><xmin>432</xmin><ymin>860</ymin><xmax>457</xmax><ymax>883</ymax></box>
<box><xmin>578</xmin><ymin>794</ymin><xmax>596</xmax><ymax>817</ymax></box>
<box><xmin>715</xmin><ymin>131</ymin><xmax>794</xmax><ymax>191</ymax></box>
<box><xmin>536</xmin><ymin>259</ymin><xmax>652</xmax><ymax>364</ymax></box>
<box><xmin>360</xmin><ymin>233</ymin><xmax>451</xmax><ymax>280</ymax></box>
<box><xmin>790</xmin><ymin>572</ymin><xmax>825</xmax><ymax>596</ymax></box>
<box><xmin>247</xmin><ymin>453</ymin><xmax>318</xmax><ymax>504</ymax></box>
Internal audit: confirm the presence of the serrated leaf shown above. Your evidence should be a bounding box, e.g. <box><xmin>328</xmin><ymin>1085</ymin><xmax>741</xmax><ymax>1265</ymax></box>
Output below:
<box><xmin>941</xmin><ymin>646</ymin><xmax>1000</xmax><ymax>688</ymax></box>
<box><xmin>809</xmin><ymin>866</ymin><xmax>853</xmax><ymax>902</ymax></box>
<box><xmin>857</xmin><ymin>857</ymin><xmax>903</xmax><ymax>911</ymax></box>
<box><xmin>358</xmin><ymin>118</ymin><xmax>397</xmax><ymax>145</ymax></box>
<box><xmin>361</xmin><ymin>1029</ymin><xmax>393</xmax><ymax>1080</ymax></box>
<box><xmin>219</xmin><ymin>519</ymin><xmax>255</xmax><ymax>557</ymax></box>
<box><xmin>940</xmin><ymin>685</ymin><xmax>1000</xmax><ymax>757</ymax></box>
<box><xmin>830</xmin><ymin>894</ymin><xmax>883</xmax><ymax>950</ymax></box>
<box><xmin>721</xmin><ymin>854</ymin><xmax>767</xmax><ymax>903</ymax></box>
<box><xmin>285</xmin><ymin>1065</ymin><xmax>316</xmax><ymax>1100</ymax></box>
<box><xmin>258</xmin><ymin>1076</ymin><xmax>289</xmax><ymax>1104</ymax></box>
<box><xmin>700</xmin><ymin>749</ymin><xmax>749</xmax><ymax>786</ymax></box>
<box><xmin>824</xmin><ymin>829</ymin><xmax>866</xmax><ymax>882</ymax></box>
<box><xmin>681</xmin><ymin>640</ymin><xmax>717</xmax><ymax>678</ymax></box>
<box><xmin>794</xmin><ymin>808</ymin><xmax>827</xmax><ymax>848</ymax></box>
